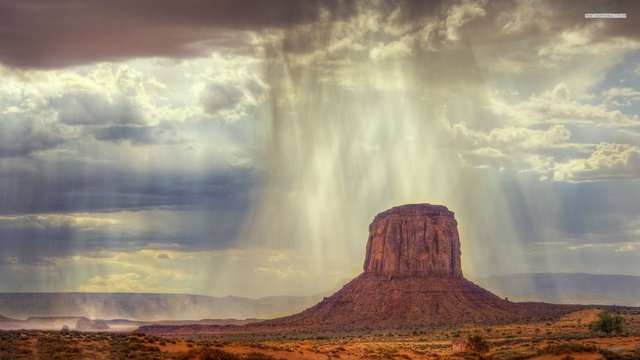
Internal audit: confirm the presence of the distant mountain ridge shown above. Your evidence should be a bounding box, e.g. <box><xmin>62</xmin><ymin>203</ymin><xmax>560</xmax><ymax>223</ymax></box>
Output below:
<box><xmin>0</xmin><ymin>292</ymin><xmax>324</xmax><ymax>321</ymax></box>
<box><xmin>0</xmin><ymin>315</ymin><xmax>264</xmax><ymax>331</ymax></box>
<box><xmin>2</xmin><ymin>273</ymin><xmax>638</xmax><ymax>323</ymax></box>
<box><xmin>473</xmin><ymin>273</ymin><xmax>640</xmax><ymax>306</ymax></box>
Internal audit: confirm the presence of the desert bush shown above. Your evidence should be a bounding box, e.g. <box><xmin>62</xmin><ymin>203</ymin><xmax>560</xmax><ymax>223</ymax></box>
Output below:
<box><xmin>110</xmin><ymin>335</ymin><xmax>163</xmax><ymax>360</ymax></box>
<box><xmin>176</xmin><ymin>347</ymin><xmax>240</xmax><ymax>360</ymax></box>
<box><xmin>36</xmin><ymin>332</ymin><xmax>83</xmax><ymax>360</ymax></box>
<box><xmin>200</xmin><ymin>347</ymin><xmax>239</xmax><ymax>360</ymax></box>
<box><xmin>597</xmin><ymin>348</ymin><xmax>626</xmax><ymax>360</ymax></box>
<box><xmin>242</xmin><ymin>352</ymin><xmax>277</xmax><ymax>360</ymax></box>
<box><xmin>589</xmin><ymin>311</ymin><xmax>624</xmax><ymax>334</ymax></box>
<box><xmin>466</xmin><ymin>334</ymin><xmax>490</xmax><ymax>353</ymax></box>
<box><xmin>489</xmin><ymin>350</ymin><xmax>535</xmax><ymax>360</ymax></box>
<box><xmin>537</xmin><ymin>342</ymin><xmax>597</xmax><ymax>355</ymax></box>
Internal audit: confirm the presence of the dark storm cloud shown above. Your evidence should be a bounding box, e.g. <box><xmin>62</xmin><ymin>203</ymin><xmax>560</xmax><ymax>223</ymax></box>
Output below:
<box><xmin>556</xmin><ymin>181</ymin><xmax>640</xmax><ymax>238</ymax></box>
<box><xmin>400</xmin><ymin>0</ymin><xmax>640</xmax><ymax>49</ymax></box>
<box><xmin>0</xmin><ymin>162</ymin><xmax>255</xmax><ymax>262</ymax></box>
<box><xmin>0</xmin><ymin>159</ymin><xmax>254</xmax><ymax>215</ymax></box>
<box><xmin>386</xmin><ymin>0</ymin><xmax>444</xmax><ymax>22</ymax></box>
<box><xmin>497</xmin><ymin>176</ymin><xmax>640</xmax><ymax>245</ymax></box>
<box><xmin>2</xmin><ymin>0</ymin><xmax>637</xmax><ymax>69</ymax></box>
<box><xmin>257</xmin><ymin>0</ymin><xmax>640</xmax><ymax>84</ymax></box>
<box><xmin>0</xmin><ymin>0</ymin><xmax>346</xmax><ymax>68</ymax></box>
<box><xmin>0</xmin><ymin>206</ymin><xmax>248</xmax><ymax>264</ymax></box>
<box><xmin>548</xmin><ymin>0</ymin><xmax>640</xmax><ymax>40</ymax></box>
<box><xmin>92</xmin><ymin>123</ymin><xmax>183</xmax><ymax>145</ymax></box>
<box><xmin>0</xmin><ymin>115</ymin><xmax>66</xmax><ymax>157</ymax></box>
<box><xmin>0</xmin><ymin>217</ymin><xmax>106</xmax><ymax>263</ymax></box>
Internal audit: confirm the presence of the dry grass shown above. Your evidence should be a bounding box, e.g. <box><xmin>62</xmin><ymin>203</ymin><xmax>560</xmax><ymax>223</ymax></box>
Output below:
<box><xmin>1</xmin><ymin>308</ymin><xmax>639</xmax><ymax>359</ymax></box>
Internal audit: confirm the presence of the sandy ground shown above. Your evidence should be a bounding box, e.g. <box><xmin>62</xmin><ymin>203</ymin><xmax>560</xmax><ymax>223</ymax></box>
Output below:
<box><xmin>1</xmin><ymin>308</ymin><xmax>639</xmax><ymax>359</ymax></box>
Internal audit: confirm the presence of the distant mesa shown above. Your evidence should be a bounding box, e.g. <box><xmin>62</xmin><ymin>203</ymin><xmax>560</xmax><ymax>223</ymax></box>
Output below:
<box><xmin>75</xmin><ymin>318</ymin><xmax>110</xmax><ymax>331</ymax></box>
<box><xmin>0</xmin><ymin>292</ymin><xmax>323</xmax><ymax>321</ymax></box>
<box><xmin>475</xmin><ymin>273</ymin><xmax>640</xmax><ymax>307</ymax></box>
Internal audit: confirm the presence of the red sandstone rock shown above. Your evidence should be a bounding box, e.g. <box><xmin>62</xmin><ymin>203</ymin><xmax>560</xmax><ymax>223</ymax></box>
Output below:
<box><xmin>258</xmin><ymin>203</ymin><xmax>581</xmax><ymax>330</ymax></box>
<box><xmin>363</xmin><ymin>204</ymin><xmax>462</xmax><ymax>277</ymax></box>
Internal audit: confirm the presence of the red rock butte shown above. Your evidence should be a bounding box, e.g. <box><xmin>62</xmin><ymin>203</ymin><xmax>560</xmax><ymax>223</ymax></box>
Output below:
<box><xmin>261</xmin><ymin>203</ymin><xmax>581</xmax><ymax>330</ymax></box>
<box><xmin>140</xmin><ymin>204</ymin><xmax>586</xmax><ymax>335</ymax></box>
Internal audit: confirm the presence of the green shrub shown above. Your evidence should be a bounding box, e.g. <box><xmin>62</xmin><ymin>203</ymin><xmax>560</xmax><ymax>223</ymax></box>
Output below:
<box><xmin>589</xmin><ymin>311</ymin><xmax>624</xmax><ymax>334</ymax></box>
<box><xmin>466</xmin><ymin>334</ymin><xmax>490</xmax><ymax>353</ymax></box>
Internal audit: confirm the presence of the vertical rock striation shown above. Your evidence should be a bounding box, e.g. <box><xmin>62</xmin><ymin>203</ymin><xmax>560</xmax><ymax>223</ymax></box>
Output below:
<box><xmin>363</xmin><ymin>204</ymin><xmax>462</xmax><ymax>277</ymax></box>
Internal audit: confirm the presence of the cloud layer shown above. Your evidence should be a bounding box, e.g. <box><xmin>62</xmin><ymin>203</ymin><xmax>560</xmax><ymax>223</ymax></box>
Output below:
<box><xmin>0</xmin><ymin>0</ymin><xmax>639</xmax><ymax>297</ymax></box>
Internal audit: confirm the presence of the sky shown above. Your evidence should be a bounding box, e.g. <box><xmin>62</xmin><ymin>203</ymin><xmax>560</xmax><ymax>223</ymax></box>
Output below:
<box><xmin>0</xmin><ymin>0</ymin><xmax>639</xmax><ymax>298</ymax></box>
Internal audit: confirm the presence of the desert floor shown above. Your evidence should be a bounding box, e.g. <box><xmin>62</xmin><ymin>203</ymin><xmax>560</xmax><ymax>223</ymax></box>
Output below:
<box><xmin>1</xmin><ymin>308</ymin><xmax>639</xmax><ymax>359</ymax></box>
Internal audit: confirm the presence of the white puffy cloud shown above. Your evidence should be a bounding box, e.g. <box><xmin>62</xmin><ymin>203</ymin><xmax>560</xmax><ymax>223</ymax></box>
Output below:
<box><xmin>553</xmin><ymin>143</ymin><xmax>640</xmax><ymax>182</ymax></box>
<box><xmin>615</xmin><ymin>244</ymin><xmax>636</xmax><ymax>252</ymax></box>
<box><xmin>444</xmin><ymin>0</ymin><xmax>486</xmax><ymax>42</ymax></box>
<box><xmin>603</xmin><ymin>87</ymin><xmax>640</xmax><ymax>107</ymax></box>
<box><xmin>80</xmin><ymin>273</ymin><xmax>141</xmax><ymax>292</ymax></box>
<box><xmin>523</xmin><ymin>155</ymin><xmax>555</xmax><ymax>176</ymax></box>
<box><xmin>200</xmin><ymin>74</ymin><xmax>265</xmax><ymax>121</ymax></box>
<box><xmin>267</xmin><ymin>253</ymin><xmax>290</xmax><ymax>262</ymax></box>
<box><xmin>446</xmin><ymin>82</ymin><xmax>639</xmax><ymax>179</ymax></box>
<box><xmin>253</xmin><ymin>264</ymin><xmax>310</xmax><ymax>279</ymax></box>
<box><xmin>450</xmin><ymin>122</ymin><xmax>572</xmax><ymax>151</ymax></box>
<box><xmin>536</xmin><ymin>29</ymin><xmax>637</xmax><ymax>70</ymax></box>
<box><xmin>0</xmin><ymin>63</ymin><xmax>169</xmax><ymax>150</ymax></box>
<box><xmin>445</xmin><ymin>116</ymin><xmax>585</xmax><ymax>177</ymax></box>
<box><xmin>369</xmin><ymin>37</ymin><xmax>413</xmax><ymax>61</ymax></box>
<box><xmin>0</xmin><ymin>54</ymin><xmax>267</xmax><ymax>151</ymax></box>
<box><xmin>470</xmin><ymin>147</ymin><xmax>505</xmax><ymax>158</ymax></box>
<box><xmin>489</xmin><ymin>83</ymin><xmax>639</xmax><ymax>127</ymax></box>
<box><xmin>490</xmin><ymin>125</ymin><xmax>571</xmax><ymax>149</ymax></box>
<box><xmin>56</xmin><ymin>92</ymin><xmax>144</xmax><ymax>126</ymax></box>
<box><xmin>0</xmin><ymin>114</ymin><xmax>69</xmax><ymax>157</ymax></box>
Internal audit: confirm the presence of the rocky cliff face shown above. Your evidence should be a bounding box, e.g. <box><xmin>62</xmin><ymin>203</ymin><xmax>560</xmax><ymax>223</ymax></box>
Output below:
<box><xmin>363</xmin><ymin>204</ymin><xmax>462</xmax><ymax>277</ymax></box>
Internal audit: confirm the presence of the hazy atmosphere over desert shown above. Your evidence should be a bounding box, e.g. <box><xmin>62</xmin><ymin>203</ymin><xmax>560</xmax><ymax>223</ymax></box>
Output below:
<box><xmin>1</xmin><ymin>0</ymin><xmax>639</xmax><ymax>303</ymax></box>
